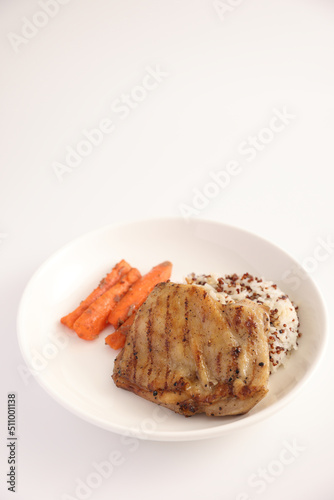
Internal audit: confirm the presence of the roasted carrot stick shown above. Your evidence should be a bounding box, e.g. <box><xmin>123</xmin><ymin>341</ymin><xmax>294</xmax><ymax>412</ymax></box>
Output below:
<box><xmin>108</xmin><ymin>261</ymin><xmax>172</xmax><ymax>328</ymax></box>
<box><xmin>105</xmin><ymin>329</ymin><xmax>127</xmax><ymax>350</ymax></box>
<box><xmin>73</xmin><ymin>268</ymin><xmax>141</xmax><ymax>340</ymax></box>
<box><xmin>61</xmin><ymin>259</ymin><xmax>131</xmax><ymax>329</ymax></box>
<box><xmin>105</xmin><ymin>313</ymin><xmax>136</xmax><ymax>350</ymax></box>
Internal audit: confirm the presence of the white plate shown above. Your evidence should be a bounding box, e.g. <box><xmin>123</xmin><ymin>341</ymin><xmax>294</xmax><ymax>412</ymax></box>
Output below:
<box><xmin>17</xmin><ymin>218</ymin><xmax>328</xmax><ymax>441</ymax></box>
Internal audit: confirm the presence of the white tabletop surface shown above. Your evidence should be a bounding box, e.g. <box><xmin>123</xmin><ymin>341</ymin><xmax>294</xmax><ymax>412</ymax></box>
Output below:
<box><xmin>1</xmin><ymin>0</ymin><xmax>334</xmax><ymax>499</ymax></box>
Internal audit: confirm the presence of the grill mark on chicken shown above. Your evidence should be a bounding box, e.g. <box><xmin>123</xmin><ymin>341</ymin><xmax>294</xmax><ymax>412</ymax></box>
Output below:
<box><xmin>228</xmin><ymin>345</ymin><xmax>239</xmax><ymax>389</ymax></box>
<box><xmin>245</xmin><ymin>316</ymin><xmax>257</xmax><ymax>344</ymax></box>
<box><xmin>216</xmin><ymin>351</ymin><xmax>222</xmax><ymax>377</ymax></box>
<box><xmin>182</xmin><ymin>296</ymin><xmax>190</xmax><ymax>367</ymax></box>
<box><xmin>146</xmin><ymin>308</ymin><xmax>153</xmax><ymax>379</ymax></box>
<box><xmin>183</xmin><ymin>297</ymin><xmax>189</xmax><ymax>343</ymax></box>
<box><xmin>164</xmin><ymin>294</ymin><xmax>171</xmax><ymax>388</ymax></box>
<box><xmin>131</xmin><ymin>327</ymin><xmax>138</xmax><ymax>384</ymax></box>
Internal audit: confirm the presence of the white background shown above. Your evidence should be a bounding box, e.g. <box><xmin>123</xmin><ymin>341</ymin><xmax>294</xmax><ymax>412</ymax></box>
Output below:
<box><xmin>1</xmin><ymin>0</ymin><xmax>334</xmax><ymax>499</ymax></box>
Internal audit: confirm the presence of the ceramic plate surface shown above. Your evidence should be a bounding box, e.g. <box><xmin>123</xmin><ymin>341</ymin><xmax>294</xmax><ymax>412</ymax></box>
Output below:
<box><xmin>17</xmin><ymin>219</ymin><xmax>328</xmax><ymax>441</ymax></box>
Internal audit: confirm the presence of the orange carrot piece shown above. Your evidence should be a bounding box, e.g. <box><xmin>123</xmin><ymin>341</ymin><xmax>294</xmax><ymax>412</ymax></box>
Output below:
<box><xmin>108</xmin><ymin>261</ymin><xmax>172</xmax><ymax>328</ymax></box>
<box><xmin>73</xmin><ymin>268</ymin><xmax>141</xmax><ymax>340</ymax></box>
<box><xmin>105</xmin><ymin>313</ymin><xmax>136</xmax><ymax>350</ymax></box>
<box><xmin>61</xmin><ymin>259</ymin><xmax>131</xmax><ymax>329</ymax></box>
<box><xmin>105</xmin><ymin>329</ymin><xmax>127</xmax><ymax>350</ymax></box>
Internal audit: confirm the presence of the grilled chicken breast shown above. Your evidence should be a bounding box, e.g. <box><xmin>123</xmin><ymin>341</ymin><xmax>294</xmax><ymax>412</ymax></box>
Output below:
<box><xmin>113</xmin><ymin>282</ymin><xmax>270</xmax><ymax>417</ymax></box>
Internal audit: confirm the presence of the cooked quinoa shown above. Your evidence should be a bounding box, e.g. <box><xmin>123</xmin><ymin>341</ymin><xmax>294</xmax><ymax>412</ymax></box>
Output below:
<box><xmin>185</xmin><ymin>272</ymin><xmax>301</xmax><ymax>373</ymax></box>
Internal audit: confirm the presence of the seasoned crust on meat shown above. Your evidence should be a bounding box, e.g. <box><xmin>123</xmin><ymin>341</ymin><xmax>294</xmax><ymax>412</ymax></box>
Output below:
<box><xmin>112</xmin><ymin>282</ymin><xmax>270</xmax><ymax>417</ymax></box>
